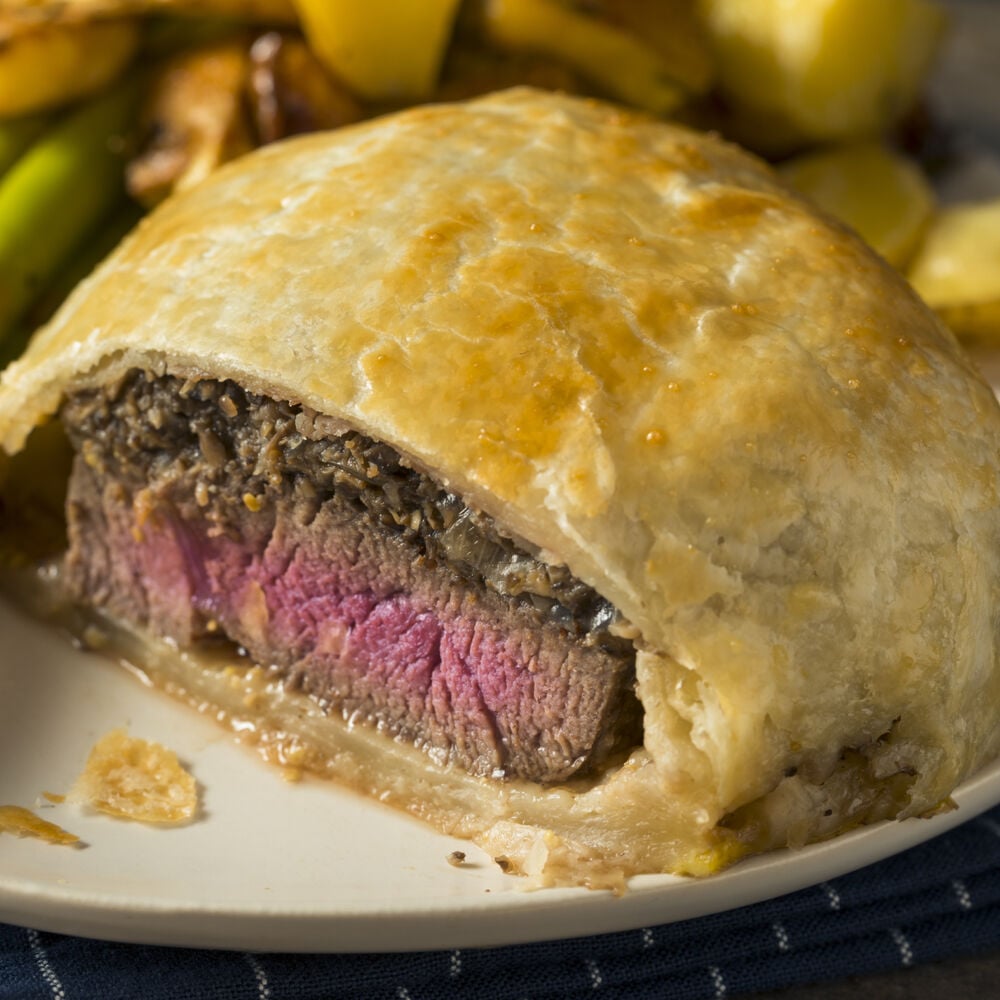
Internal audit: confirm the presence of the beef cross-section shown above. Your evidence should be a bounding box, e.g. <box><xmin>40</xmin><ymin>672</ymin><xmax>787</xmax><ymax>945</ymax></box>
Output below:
<box><xmin>60</xmin><ymin>371</ymin><xmax>642</xmax><ymax>783</ymax></box>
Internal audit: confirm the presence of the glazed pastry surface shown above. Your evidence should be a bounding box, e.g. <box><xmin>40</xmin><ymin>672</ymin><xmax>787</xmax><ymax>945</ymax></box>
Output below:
<box><xmin>2</xmin><ymin>88</ymin><xmax>999</xmax><ymax>878</ymax></box>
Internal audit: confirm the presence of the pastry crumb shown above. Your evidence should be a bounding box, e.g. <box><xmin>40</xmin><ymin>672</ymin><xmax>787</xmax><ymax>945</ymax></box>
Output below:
<box><xmin>80</xmin><ymin>624</ymin><xmax>110</xmax><ymax>651</ymax></box>
<box><xmin>0</xmin><ymin>805</ymin><xmax>80</xmax><ymax>846</ymax></box>
<box><xmin>446</xmin><ymin>850</ymin><xmax>467</xmax><ymax>867</ymax></box>
<box><xmin>70</xmin><ymin>728</ymin><xmax>198</xmax><ymax>824</ymax></box>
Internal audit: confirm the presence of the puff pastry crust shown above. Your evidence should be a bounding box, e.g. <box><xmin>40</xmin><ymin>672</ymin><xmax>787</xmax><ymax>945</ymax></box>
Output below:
<box><xmin>3</xmin><ymin>88</ymin><xmax>1000</xmax><ymax>882</ymax></box>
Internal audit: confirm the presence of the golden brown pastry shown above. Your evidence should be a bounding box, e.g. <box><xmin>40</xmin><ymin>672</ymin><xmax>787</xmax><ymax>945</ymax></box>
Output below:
<box><xmin>2</xmin><ymin>88</ymin><xmax>1000</xmax><ymax>886</ymax></box>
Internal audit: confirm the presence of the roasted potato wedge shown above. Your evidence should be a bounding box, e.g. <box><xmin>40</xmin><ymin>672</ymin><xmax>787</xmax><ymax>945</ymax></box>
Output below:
<box><xmin>697</xmin><ymin>0</ymin><xmax>946</xmax><ymax>148</ymax></box>
<box><xmin>247</xmin><ymin>32</ymin><xmax>362</xmax><ymax>144</ymax></box>
<box><xmin>292</xmin><ymin>0</ymin><xmax>463</xmax><ymax>102</ymax></box>
<box><xmin>907</xmin><ymin>198</ymin><xmax>1000</xmax><ymax>343</ymax></box>
<box><xmin>483</xmin><ymin>0</ymin><xmax>689</xmax><ymax>115</ymax></box>
<box><xmin>590</xmin><ymin>0</ymin><xmax>713</xmax><ymax>96</ymax></box>
<box><xmin>126</xmin><ymin>41</ymin><xmax>253</xmax><ymax>206</ymax></box>
<box><xmin>435</xmin><ymin>44</ymin><xmax>581</xmax><ymax>103</ymax></box>
<box><xmin>0</xmin><ymin>13</ymin><xmax>139</xmax><ymax>116</ymax></box>
<box><xmin>780</xmin><ymin>141</ymin><xmax>935</xmax><ymax>268</ymax></box>
<box><xmin>1</xmin><ymin>0</ymin><xmax>295</xmax><ymax>23</ymax></box>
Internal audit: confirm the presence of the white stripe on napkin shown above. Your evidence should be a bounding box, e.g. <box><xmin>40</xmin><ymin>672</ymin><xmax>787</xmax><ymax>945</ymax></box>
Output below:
<box><xmin>243</xmin><ymin>953</ymin><xmax>271</xmax><ymax>1000</ymax></box>
<box><xmin>708</xmin><ymin>964</ymin><xmax>727</xmax><ymax>997</ymax></box>
<box><xmin>952</xmin><ymin>878</ymin><xmax>973</xmax><ymax>911</ymax></box>
<box><xmin>585</xmin><ymin>958</ymin><xmax>603</xmax><ymax>989</ymax></box>
<box><xmin>26</xmin><ymin>928</ymin><xmax>66</xmax><ymax>1000</ymax></box>
<box><xmin>889</xmin><ymin>927</ymin><xmax>914</xmax><ymax>966</ymax></box>
<box><xmin>772</xmin><ymin>921</ymin><xmax>791</xmax><ymax>953</ymax></box>
<box><xmin>820</xmin><ymin>882</ymin><xmax>841</xmax><ymax>911</ymax></box>
<box><xmin>979</xmin><ymin>815</ymin><xmax>1000</xmax><ymax>840</ymax></box>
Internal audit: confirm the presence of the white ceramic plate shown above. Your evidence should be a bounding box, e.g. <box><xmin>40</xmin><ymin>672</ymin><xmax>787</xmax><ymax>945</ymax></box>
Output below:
<box><xmin>2</xmin><ymin>594</ymin><xmax>1000</xmax><ymax>954</ymax></box>
<box><xmin>3</xmin><ymin>0</ymin><xmax>1000</xmax><ymax>958</ymax></box>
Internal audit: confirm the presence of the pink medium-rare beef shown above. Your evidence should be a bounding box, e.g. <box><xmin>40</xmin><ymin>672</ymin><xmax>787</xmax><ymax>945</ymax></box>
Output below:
<box><xmin>61</xmin><ymin>371</ymin><xmax>642</xmax><ymax>783</ymax></box>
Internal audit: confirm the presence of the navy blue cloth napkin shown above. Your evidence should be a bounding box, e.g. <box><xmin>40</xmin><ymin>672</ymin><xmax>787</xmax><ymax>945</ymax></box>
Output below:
<box><xmin>4</xmin><ymin>804</ymin><xmax>1000</xmax><ymax>1000</ymax></box>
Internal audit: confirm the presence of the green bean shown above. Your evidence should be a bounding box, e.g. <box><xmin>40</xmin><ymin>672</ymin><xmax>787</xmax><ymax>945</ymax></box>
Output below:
<box><xmin>0</xmin><ymin>76</ymin><xmax>143</xmax><ymax>346</ymax></box>
<box><xmin>0</xmin><ymin>112</ymin><xmax>51</xmax><ymax>175</ymax></box>
<box><xmin>0</xmin><ymin>200</ymin><xmax>143</xmax><ymax>370</ymax></box>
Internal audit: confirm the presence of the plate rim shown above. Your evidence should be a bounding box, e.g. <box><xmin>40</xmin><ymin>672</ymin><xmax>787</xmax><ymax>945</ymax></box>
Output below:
<box><xmin>2</xmin><ymin>753</ymin><xmax>999</xmax><ymax>953</ymax></box>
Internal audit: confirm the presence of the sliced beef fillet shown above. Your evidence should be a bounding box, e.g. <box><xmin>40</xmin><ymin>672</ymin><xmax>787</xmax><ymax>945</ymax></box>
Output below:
<box><xmin>60</xmin><ymin>371</ymin><xmax>642</xmax><ymax>784</ymax></box>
